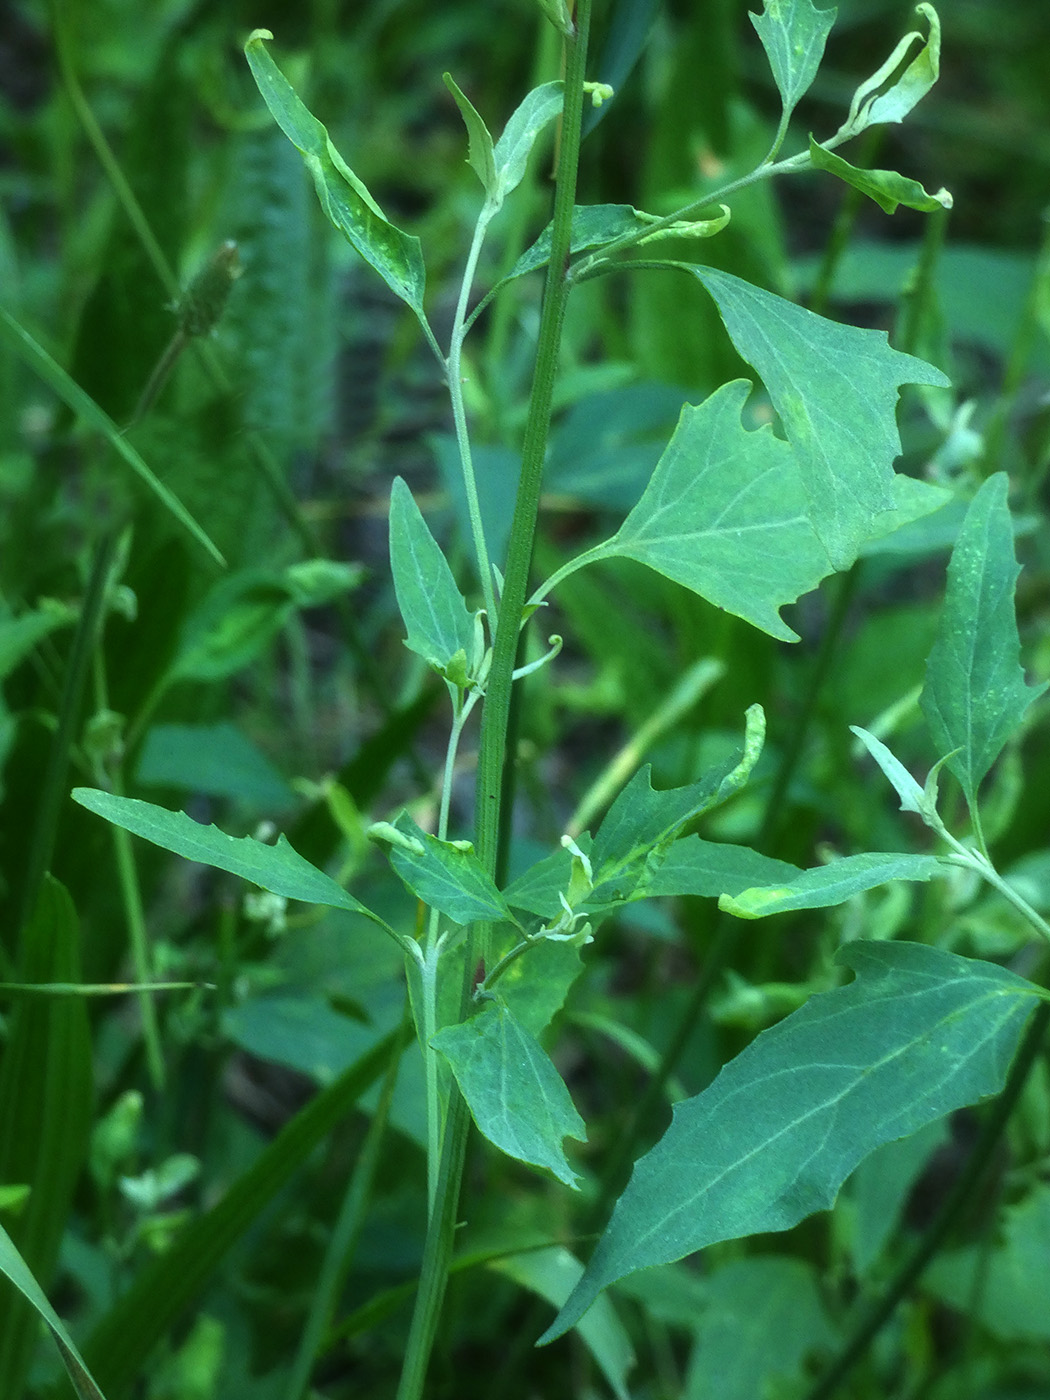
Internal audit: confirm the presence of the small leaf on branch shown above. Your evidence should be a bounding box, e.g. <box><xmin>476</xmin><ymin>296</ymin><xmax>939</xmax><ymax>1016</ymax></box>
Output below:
<box><xmin>719</xmin><ymin>850</ymin><xmax>945</xmax><ymax>918</ymax></box>
<box><xmin>443</xmin><ymin>74</ymin><xmax>497</xmax><ymax>197</ymax></box>
<box><xmin>809</xmin><ymin>138</ymin><xmax>952</xmax><ymax>213</ymax></box>
<box><xmin>382</xmin><ymin>812</ymin><xmax>519</xmax><ymax>928</ymax></box>
<box><xmin>833</xmin><ymin>3</ymin><xmax>942</xmax><ymax>142</ymax></box>
<box><xmin>751</xmin><ymin>0</ymin><xmax>837</xmax><ymax>125</ymax></box>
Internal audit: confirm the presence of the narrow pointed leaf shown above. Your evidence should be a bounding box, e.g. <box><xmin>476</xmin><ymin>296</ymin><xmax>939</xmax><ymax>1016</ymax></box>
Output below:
<box><xmin>920</xmin><ymin>473</ymin><xmax>1047</xmax><ymax>809</ymax></box>
<box><xmin>386</xmin><ymin>812</ymin><xmax>517</xmax><ymax>927</ymax></box>
<box><xmin>541</xmin><ymin>941</ymin><xmax>1038</xmax><ymax>1342</ymax></box>
<box><xmin>839</xmin><ymin>3</ymin><xmax>941</xmax><ymax>137</ymax></box>
<box><xmin>72</xmin><ymin>789</ymin><xmax>371</xmax><ymax>917</ymax></box>
<box><xmin>594</xmin><ymin>381</ymin><xmax>833</xmax><ymax>639</ymax></box>
<box><xmin>443</xmin><ymin>74</ymin><xmax>497</xmax><ymax>197</ymax></box>
<box><xmin>432</xmin><ymin>1003</ymin><xmax>585</xmax><ymax>1187</ymax></box>
<box><xmin>809</xmin><ymin>138</ymin><xmax>951</xmax><ymax>213</ymax></box>
<box><xmin>689</xmin><ymin>267</ymin><xmax>949</xmax><ymax>568</ymax></box>
<box><xmin>849</xmin><ymin>726</ymin><xmax>924</xmax><ymax>814</ymax></box>
<box><xmin>719</xmin><ymin>850</ymin><xmax>945</xmax><ymax>918</ymax></box>
<box><xmin>0</xmin><ymin>307</ymin><xmax>224</xmax><ymax>566</ymax></box>
<box><xmin>491</xmin><ymin>82</ymin><xmax>563</xmax><ymax>205</ymax></box>
<box><xmin>750</xmin><ymin>0</ymin><xmax>837</xmax><ymax>122</ymax></box>
<box><xmin>389</xmin><ymin>476</ymin><xmax>476</xmax><ymax>678</ymax></box>
<box><xmin>245</xmin><ymin>31</ymin><xmax>426</xmax><ymax>318</ymax></box>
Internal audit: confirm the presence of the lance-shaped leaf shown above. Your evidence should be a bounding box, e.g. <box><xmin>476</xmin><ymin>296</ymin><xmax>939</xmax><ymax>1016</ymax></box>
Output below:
<box><xmin>73</xmin><ymin>789</ymin><xmax>374</xmax><ymax>919</ymax></box>
<box><xmin>491</xmin><ymin>81</ymin><xmax>563</xmax><ymax>206</ymax></box>
<box><xmin>389</xmin><ymin>476</ymin><xmax>477</xmax><ymax>680</ymax></box>
<box><xmin>540</xmin><ymin>940</ymin><xmax>1039</xmax><ymax>1342</ymax></box>
<box><xmin>920</xmin><ymin>473</ymin><xmax>1047</xmax><ymax>814</ymax></box>
<box><xmin>849</xmin><ymin>726</ymin><xmax>924</xmax><ymax>814</ymax></box>
<box><xmin>443</xmin><ymin>74</ymin><xmax>497</xmax><ymax>197</ymax></box>
<box><xmin>809</xmin><ymin>138</ymin><xmax>951</xmax><ymax>214</ymax></box>
<box><xmin>689</xmin><ymin>267</ymin><xmax>949</xmax><ymax>569</ymax></box>
<box><xmin>583</xmin><ymin>381</ymin><xmax>833</xmax><ymax>640</ymax></box>
<box><xmin>719</xmin><ymin>850</ymin><xmax>945</xmax><ymax>918</ymax></box>
<box><xmin>750</xmin><ymin>0</ymin><xmax>837</xmax><ymax>125</ymax></box>
<box><xmin>834</xmin><ymin>3</ymin><xmax>942</xmax><ymax>141</ymax></box>
<box><xmin>380</xmin><ymin>812</ymin><xmax>517</xmax><ymax>928</ymax></box>
<box><xmin>589</xmin><ymin>706</ymin><xmax>765</xmax><ymax>902</ymax></box>
<box><xmin>245</xmin><ymin>31</ymin><xmax>426</xmax><ymax>321</ymax></box>
<box><xmin>432</xmin><ymin>1002</ymin><xmax>585</xmax><ymax>1187</ymax></box>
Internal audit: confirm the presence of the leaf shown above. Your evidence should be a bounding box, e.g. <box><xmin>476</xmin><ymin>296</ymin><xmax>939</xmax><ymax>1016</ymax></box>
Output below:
<box><xmin>719</xmin><ymin>850</ymin><xmax>945</xmax><ymax>918</ymax></box>
<box><xmin>0</xmin><ymin>603</ymin><xmax>75</xmax><ymax>682</ymax></box>
<box><xmin>244</xmin><ymin>31</ymin><xmax>426</xmax><ymax>321</ymax></box>
<box><xmin>849</xmin><ymin>726</ymin><xmax>924</xmax><ymax>814</ymax></box>
<box><xmin>688</xmin><ymin>266</ymin><xmax>949</xmax><ymax>569</ymax></box>
<box><xmin>809</xmin><ymin>137</ymin><xmax>952</xmax><ymax>213</ymax></box>
<box><xmin>389</xmin><ymin>477</ymin><xmax>477</xmax><ymax>680</ymax></box>
<box><xmin>835</xmin><ymin>3</ymin><xmax>942</xmax><ymax>140</ymax></box>
<box><xmin>750</xmin><ymin>0</ymin><xmax>837</xmax><ymax>123</ymax></box>
<box><xmin>507</xmin><ymin>204</ymin><xmax>730</xmax><ymax>284</ymax></box>
<box><xmin>488</xmin><ymin>933</ymin><xmax>584</xmax><ymax>1037</ymax></box>
<box><xmin>919</xmin><ymin>473</ymin><xmax>1047</xmax><ymax>812</ymax></box>
<box><xmin>491</xmin><ymin>81</ymin><xmax>563</xmax><ymax>206</ymax></box>
<box><xmin>384</xmin><ymin>812</ymin><xmax>517</xmax><ymax>928</ymax></box>
<box><xmin>432</xmin><ymin>1002</ymin><xmax>585</xmax><ymax>1187</ymax></box>
<box><xmin>492</xmin><ymin>1247</ymin><xmax>634</xmax><ymax>1400</ymax></box>
<box><xmin>589</xmin><ymin>381</ymin><xmax>832</xmax><ymax>639</ymax></box>
<box><xmin>0</xmin><ymin>306</ymin><xmax>224</xmax><ymax>567</ymax></box>
<box><xmin>443</xmin><ymin>74</ymin><xmax>497</xmax><ymax>197</ymax></box>
<box><xmin>589</xmin><ymin>705</ymin><xmax>765</xmax><ymax>902</ymax></box>
<box><xmin>645</xmin><ymin>834</ymin><xmax>801</xmax><ymax>899</ymax></box>
<box><xmin>136</xmin><ymin>722</ymin><xmax>294</xmax><ymax>808</ymax></box>
<box><xmin>72</xmin><ymin>789</ymin><xmax>373</xmax><ymax>918</ymax></box>
<box><xmin>0</xmin><ymin>1221</ymin><xmax>106</xmax><ymax>1400</ymax></box>
<box><xmin>540</xmin><ymin>940</ymin><xmax>1038</xmax><ymax>1342</ymax></box>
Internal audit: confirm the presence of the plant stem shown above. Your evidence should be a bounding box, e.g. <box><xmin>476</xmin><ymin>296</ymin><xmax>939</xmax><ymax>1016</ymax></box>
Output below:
<box><xmin>394</xmin><ymin>10</ymin><xmax>592</xmax><ymax>1396</ymax></box>
<box><xmin>805</xmin><ymin>1000</ymin><xmax>1050</xmax><ymax>1400</ymax></box>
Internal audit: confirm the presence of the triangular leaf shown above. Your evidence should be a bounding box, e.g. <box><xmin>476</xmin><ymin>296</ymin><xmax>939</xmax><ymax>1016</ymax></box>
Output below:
<box><xmin>750</xmin><ymin>0</ymin><xmax>837</xmax><ymax>123</ymax></box>
<box><xmin>432</xmin><ymin>1002</ymin><xmax>585</xmax><ymax>1187</ymax></box>
<box><xmin>389</xmin><ymin>477</ymin><xmax>477</xmax><ymax>680</ymax></box>
<box><xmin>245</xmin><ymin>31</ymin><xmax>427</xmax><ymax>320</ymax></box>
<box><xmin>688</xmin><ymin>266</ymin><xmax>950</xmax><ymax>568</ymax></box>
<box><xmin>541</xmin><ymin>941</ymin><xmax>1038</xmax><ymax>1342</ymax></box>
<box><xmin>809</xmin><ymin>138</ymin><xmax>951</xmax><ymax>214</ymax></box>
<box><xmin>384</xmin><ymin>813</ymin><xmax>517</xmax><ymax>928</ymax></box>
<box><xmin>920</xmin><ymin>473</ymin><xmax>1047</xmax><ymax>813</ymax></box>
<box><xmin>593</xmin><ymin>381</ymin><xmax>833</xmax><ymax>639</ymax></box>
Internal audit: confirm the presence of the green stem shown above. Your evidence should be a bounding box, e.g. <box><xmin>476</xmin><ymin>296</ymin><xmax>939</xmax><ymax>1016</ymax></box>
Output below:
<box><xmin>394</xmin><ymin>10</ymin><xmax>592</xmax><ymax>1397</ymax></box>
<box><xmin>805</xmin><ymin>1000</ymin><xmax>1050</xmax><ymax>1400</ymax></box>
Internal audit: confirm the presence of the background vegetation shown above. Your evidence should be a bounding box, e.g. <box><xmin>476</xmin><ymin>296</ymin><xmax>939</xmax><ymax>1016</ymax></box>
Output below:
<box><xmin>1</xmin><ymin>0</ymin><xmax>1049</xmax><ymax>1396</ymax></box>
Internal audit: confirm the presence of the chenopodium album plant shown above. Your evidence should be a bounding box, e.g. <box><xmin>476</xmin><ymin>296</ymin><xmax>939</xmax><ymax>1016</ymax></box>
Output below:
<box><xmin>48</xmin><ymin>0</ymin><xmax>1048</xmax><ymax>1394</ymax></box>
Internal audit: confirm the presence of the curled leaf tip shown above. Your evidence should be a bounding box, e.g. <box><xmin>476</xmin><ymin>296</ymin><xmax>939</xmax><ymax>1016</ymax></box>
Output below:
<box><xmin>245</xmin><ymin>28</ymin><xmax>274</xmax><ymax>46</ymax></box>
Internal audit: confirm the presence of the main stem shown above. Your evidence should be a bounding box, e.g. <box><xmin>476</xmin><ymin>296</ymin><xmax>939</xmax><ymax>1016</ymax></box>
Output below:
<box><xmin>394</xmin><ymin>10</ymin><xmax>592</xmax><ymax>1397</ymax></box>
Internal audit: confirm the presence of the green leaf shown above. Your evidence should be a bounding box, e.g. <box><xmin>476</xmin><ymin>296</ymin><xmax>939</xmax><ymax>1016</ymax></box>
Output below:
<box><xmin>389</xmin><ymin>477</ymin><xmax>477</xmax><ymax>680</ymax></box>
<box><xmin>809</xmin><ymin>137</ymin><xmax>952</xmax><ymax>213</ymax></box>
<box><xmin>589</xmin><ymin>706</ymin><xmax>765</xmax><ymax>903</ymax></box>
<box><xmin>591</xmin><ymin>381</ymin><xmax>833</xmax><ymax>640</ymax></box>
<box><xmin>244</xmin><ymin>31</ymin><xmax>427</xmax><ymax>321</ymax></box>
<box><xmin>835</xmin><ymin>3</ymin><xmax>942</xmax><ymax>140</ymax></box>
<box><xmin>488</xmin><ymin>932</ymin><xmax>584</xmax><ymax>1037</ymax></box>
<box><xmin>72</xmin><ymin>789</ymin><xmax>373</xmax><ymax>918</ymax></box>
<box><xmin>383</xmin><ymin>812</ymin><xmax>517</xmax><ymax>928</ymax></box>
<box><xmin>0</xmin><ymin>602</ymin><xmax>76</xmax><ymax>682</ymax></box>
<box><xmin>719</xmin><ymin>851</ymin><xmax>945</xmax><ymax>918</ymax></box>
<box><xmin>491</xmin><ymin>81</ymin><xmax>563</xmax><ymax>206</ymax></box>
<box><xmin>645</xmin><ymin>834</ymin><xmax>801</xmax><ymax>899</ymax></box>
<box><xmin>509</xmin><ymin>204</ymin><xmax>730</xmax><ymax>283</ymax></box>
<box><xmin>540</xmin><ymin>940</ymin><xmax>1038</xmax><ymax>1342</ymax></box>
<box><xmin>750</xmin><ymin>0</ymin><xmax>837</xmax><ymax>123</ymax></box>
<box><xmin>849</xmin><ymin>726</ymin><xmax>924</xmax><ymax>814</ymax></box>
<box><xmin>920</xmin><ymin>473</ymin><xmax>1047</xmax><ymax>812</ymax></box>
<box><xmin>84</xmin><ymin>1030</ymin><xmax>404</xmax><ymax>1399</ymax></box>
<box><xmin>492</xmin><ymin>1247</ymin><xmax>634</xmax><ymax>1400</ymax></box>
<box><xmin>432</xmin><ymin>1002</ymin><xmax>585</xmax><ymax>1187</ymax></box>
<box><xmin>0</xmin><ymin>1221</ymin><xmax>106</xmax><ymax>1400</ymax></box>
<box><xmin>443</xmin><ymin>74</ymin><xmax>497</xmax><ymax>197</ymax></box>
<box><xmin>0</xmin><ymin>306</ymin><xmax>224</xmax><ymax>567</ymax></box>
<box><xmin>688</xmin><ymin>266</ymin><xmax>949</xmax><ymax>569</ymax></box>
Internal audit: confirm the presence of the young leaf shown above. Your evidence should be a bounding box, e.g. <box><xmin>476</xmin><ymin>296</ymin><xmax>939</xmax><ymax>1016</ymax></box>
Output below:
<box><xmin>540</xmin><ymin>940</ymin><xmax>1038</xmax><ymax>1342</ymax></box>
<box><xmin>432</xmin><ymin>1002</ymin><xmax>585</xmax><ymax>1187</ymax></box>
<box><xmin>507</xmin><ymin>204</ymin><xmax>729</xmax><ymax>284</ymax></box>
<box><xmin>244</xmin><ymin>31</ymin><xmax>427</xmax><ymax>322</ymax></box>
<box><xmin>834</xmin><ymin>3</ymin><xmax>942</xmax><ymax>141</ymax></box>
<box><xmin>687</xmin><ymin>267</ymin><xmax>948</xmax><ymax>569</ymax></box>
<box><xmin>809</xmin><ymin>138</ymin><xmax>952</xmax><ymax>213</ymax></box>
<box><xmin>72</xmin><ymin>789</ymin><xmax>374</xmax><ymax>918</ymax></box>
<box><xmin>381</xmin><ymin>812</ymin><xmax>518</xmax><ymax>928</ymax></box>
<box><xmin>588</xmin><ymin>381</ymin><xmax>833</xmax><ymax>640</ymax></box>
<box><xmin>443</xmin><ymin>74</ymin><xmax>497</xmax><ymax>198</ymax></box>
<box><xmin>389</xmin><ymin>477</ymin><xmax>477</xmax><ymax>681</ymax></box>
<box><xmin>849</xmin><ymin>726</ymin><xmax>924</xmax><ymax>814</ymax></box>
<box><xmin>920</xmin><ymin>473</ymin><xmax>1047</xmax><ymax>814</ymax></box>
<box><xmin>750</xmin><ymin>0</ymin><xmax>837</xmax><ymax>125</ymax></box>
<box><xmin>491</xmin><ymin>81</ymin><xmax>564</xmax><ymax>207</ymax></box>
<box><xmin>719</xmin><ymin>850</ymin><xmax>945</xmax><ymax>919</ymax></box>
